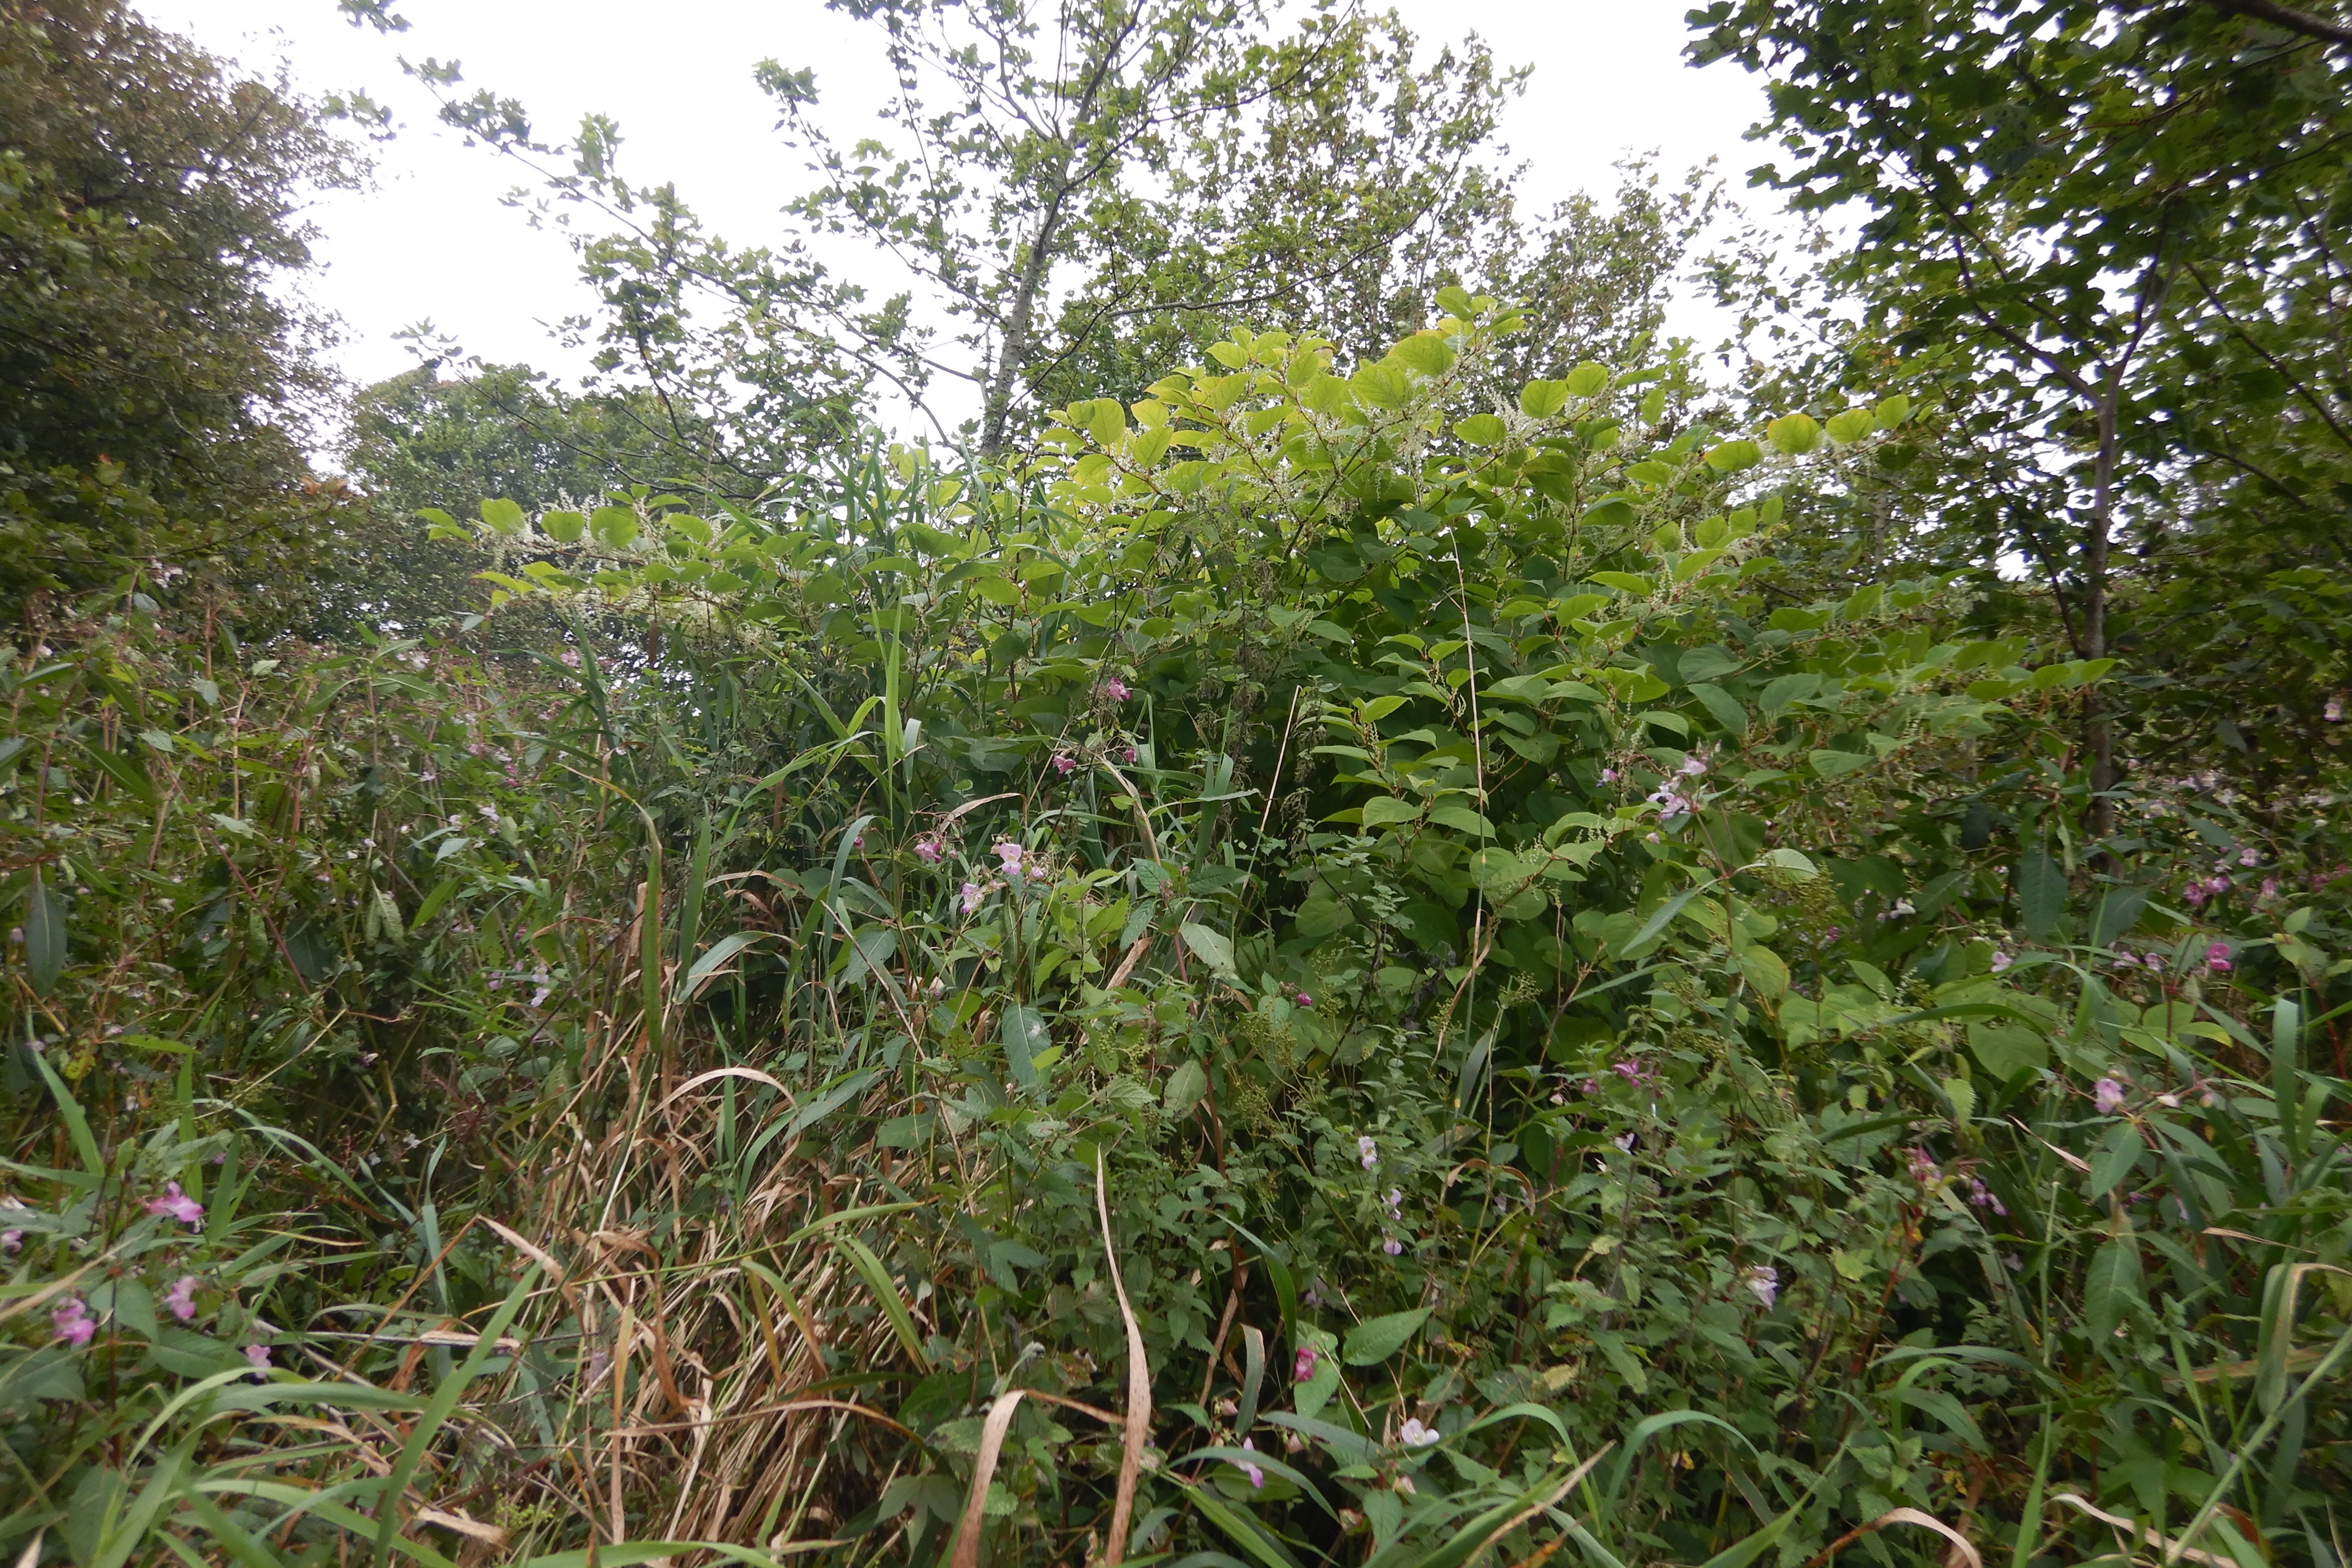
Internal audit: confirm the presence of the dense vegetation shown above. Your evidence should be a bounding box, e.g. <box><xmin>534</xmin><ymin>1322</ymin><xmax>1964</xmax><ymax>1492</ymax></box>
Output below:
<box><xmin>4</xmin><ymin>3</ymin><xmax>2349</xmax><ymax>1567</ymax></box>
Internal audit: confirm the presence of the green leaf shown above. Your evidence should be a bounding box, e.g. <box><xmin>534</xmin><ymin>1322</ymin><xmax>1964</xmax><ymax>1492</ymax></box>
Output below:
<box><xmin>1163</xmin><ymin>1059</ymin><xmax>1208</xmax><ymax>1119</ymax></box>
<box><xmin>1342</xmin><ymin>1306</ymin><xmax>1432</xmax><ymax>1365</ymax></box>
<box><xmin>1455</xmin><ymin>413</ymin><xmax>1508</xmax><ymax>446</ymax></box>
<box><xmin>1825</xmin><ymin>408</ymin><xmax>1875</xmax><ymax>444</ymax></box>
<box><xmin>1766</xmin><ymin>413</ymin><xmax>1822</xmax><ymax>454</ymax></box>
<box><xmin>1623</xmin><ymin>881</ymin><xmax>1715</xmax><ymax>957</ymax></box>
<box><xmin>1687</xmin><ymin>682</ymin><xmax>1748</xmax><ymax>736</ymax></box>
<box><xmin>23</xmin><ymin>868</ymin><xmax>65</xmax><ymax>996</ymax></box>
<box><xmin>541</xmin><ymin>509</ymin><xmax>586</xmax><ymax>543</ymax></box>
<box><xmin>1000</xmin><ymin>1005</ymin><xmax>1049</xmax><ymax>1089</ymax></box>
<box><xmin>1874</xmin><ymin>393</ymin><xmax>1913</xmax><ymax>429</ymax></box>
<box><xmin>590</xmin><ymin>505</ymin><xmax>640</xmax><ymax>548</ymax></box>
<box><xmin>2018</xmin><ymin>849</ymin><xmax>2067</xmax><ymax>940</ymax></box>
<box><xmin>1180</xmin><ymin>922</ymin><xmax>1239</xmax><ymax>979</ymax></box>
<box><xmin>1520</xmin><ymin>379</ymin><xmax>1570</xmax><ymax>419</ymax></box>
<box><xmin>1704</xmin><ymin>439</ymin><xmax>1762</xmax><ymax>472</ymax></box>
<box><xmin>1967</xmin><ymin>1020</ymin><xmax>2048</xmax><ymax>1081</ymax></box>
<box><xmin>1393</xmin><ymin>333</ymin><xmax>1455</xmax><ymax>377</ymax></box>
<box><xmin>478</xmin><ymin>497</ymin><xmax>525</xmax><ymax>535</ymax></box>
<box><xmin>1565</xmin><ymin>362</ymin><xmax>1610</xmax><ymax>398</ymax></box>
<box><xmin>2084</xmin><ymin>1235</ymin><xmax>2143</xmax><ymax>1340</ymax></box>
<box><xmin>1428</xmin><ymin>805</ymin><xmax>1495</xmax><ymax>837</ymax></box>
<box><xmin>1807</xmin><ymin>749</ymin><xmax>1871</xmax><ymax>778</ymax></box>
<box><xmin>2087</xmin><ymin>1120</ymin><xmax>2143</xmax><ymax>1200</ymax></box>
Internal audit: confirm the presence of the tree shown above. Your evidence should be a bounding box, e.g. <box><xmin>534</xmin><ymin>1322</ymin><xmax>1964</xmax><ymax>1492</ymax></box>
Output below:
<box><xmin>1690</xmin><ymin>0</ymin><xmax>2352</xmax><ymax>824</ymax></box>
<box><xmin>0</xmin><ymin>0</ymin><xmax>357</xmax><ymax>604</ymax></box>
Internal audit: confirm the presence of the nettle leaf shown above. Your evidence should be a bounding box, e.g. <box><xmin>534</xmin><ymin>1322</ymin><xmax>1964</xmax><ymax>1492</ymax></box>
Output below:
<box><xmin>2084</xmin><ymin>1235</ymin><xmax>2144</xmax><ymax>1340</ymax></box>
<box><xmin>1342</xmin><ymin>1307</ymin><xmax>1432</xmax><ymax>1365</ymax></box>
<box><xmin>1180</xmin><ymin>922</ymin><xmax>1238</xmax><ymax>979</ymax></box>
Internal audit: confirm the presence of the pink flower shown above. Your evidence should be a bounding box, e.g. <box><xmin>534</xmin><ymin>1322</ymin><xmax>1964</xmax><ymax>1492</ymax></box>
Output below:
<box><xmin>1990</xmin><ymin>949</ymin><xmax>2013</xmax><ymax>973</ymax></box>
<box><xmin>1679</xmin><ymin>753</ymin><xmax>1707</xmax><ymax>777</ymax></box>
<box><xmin>913</xmin><ymin>836</ymin><xmax>944</xmax><ymax>864</ymax></box>
<box><xmin>994</xmin><ymin>840</ymin><xmax>1026</xmax><ymax>877</ymax></box>
<box><xmin>1743</xmin><ymin>1265</ymin><xmax>1779</xmax><ymax>1309</ymax></box>
<box><xmin>243</xmin><ymin>1343</ymin><xmax>272</xmax><ymax>1371</ymax></box>
<box><xmin>0</xmin><ymin>1230</ymin><xmax>20</xmax><ymax>1254</ymax></box>
<box><xmin>1121</xmin><ymin>746</ymin><xmax>1138</xmax><ymax>764</ymax></box>
<box><xmin>143</xmin><ymin>1182</ymin><xmax>202</xmax><ymax>1226</ymax></box>
<box><xmin>1102</xmin><ymin>678</ymin><xmax>1132</xmax><ymax>702</ymax></box>
<box><xmin>1384</xmin><ymin>1187</ymin><xmax>1403</xmax><ymax>1220</ymax></box>
<box><xmin>53</xmin><ymin>1298</ymin><xmax>93</xmax><ymax>1347</ymax></box>
<box><xmin>1293</xmin><ymin>1346</ymin><xmax>1319</xmax><ymax>1383</ymax></box>
<box><xmin>1050</xmin><ymin>753</ymin><xmax>1075</xmax><ymax>776</ymax></box>
<box><xmin>2260</xmin><ymin>878</ymin><xmax>2280</xmax><ymax>901</ymax></box>
<box><xmin>1357</xmin><ymin>1135</ymin><xmax>1378</xmax><ymax>1169</ymax></box>
<box><xmin>1382</xmin><ymin>1236</ymin><xmax>1404</xmax><ymax>1257</ymax></box>
<box><xmin>960</xmin><ymin>881</ymin><xmax>985</xmax><ymax>915</ymax></box>
<box><xmin>164</xmin><ymin>1276</ymin><xmax>199</xmax><ymax>1322</ymax></box>
<box><xmin>1294</xmin><ymin>991</ymin><xmax>1312</xmax><ymax>1008</ymax></box>
<box><xmin>1236</xmin><ymin>1438</ymin><xmax>1264</xmax><ymax>1489</ymax></box>
<box><xmin>2094</xmin><ymin>1078</ymin><xmax>2126</xmax><ymax>1115</ymax></box>
<box><xmin>2204</xmin><ymin>942</ymin><xmax>2232</xmax><ymax>974</ymax></box>
<box><xmin>1601</xmin><ymin>768</ymin><xmax>1618</xmax><ymax>783</ymax></box>
<box><xmin>2239</xmin><ymin>848</ymin><xmax>2260</xmax><ymax>867</ymax></box>
<box><xmin>1907</xmin><ymin>1147</ymin><xmax>1942</xmax><ymax>1185</ymax></box>
<box><xmin>1967</xmin><ymin>1178</ymin><xmax>2007</xmax><ymax>1217</ymax></box>
<box><xmin>1399</xmin><ymin>1417</ymin><xmax>1440</xmax><ymax>1448</ymax></box>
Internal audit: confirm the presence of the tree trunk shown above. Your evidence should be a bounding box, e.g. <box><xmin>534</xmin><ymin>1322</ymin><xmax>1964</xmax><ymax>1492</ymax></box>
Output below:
<box><xmin>979</xmin><ymin>179</ymin><xmax>1072</xmax><ymax>461</ymax></box>
<box><xmin>2085</xmin><ymin>378</ymin><xmax>2118</xmax><ymax>839</ymax></box>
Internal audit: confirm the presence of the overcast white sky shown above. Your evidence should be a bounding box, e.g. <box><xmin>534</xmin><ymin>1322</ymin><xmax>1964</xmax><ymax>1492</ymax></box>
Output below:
<box><xmin>157</xmin><ymin>0</ymin><xmax>1777</xmax><ymax>436</ymax></box>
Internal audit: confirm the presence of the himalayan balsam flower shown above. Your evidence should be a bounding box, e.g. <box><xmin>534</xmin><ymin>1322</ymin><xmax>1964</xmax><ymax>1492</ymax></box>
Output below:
<box><xmin>1382</xmin><ymin>1236</ymin><xmax>1404</xmax><ymax>1257</ymax></box>
<box><xmin>1744</xmin><ymin>1265</ymin><xmax>1779</xmax><ymax>1310</ymax></box>
<box><xmin>1384</xmin><ymin>1187</ymin><xmax>1403</xmax><ymax>1220</ymax></box>
<box><xmin>1294</xmin><ymin>991</ymin><xmax>1312</xmax><ymax>1008</ymax></box>
<box><xmin>1236</xmin><ymin>1438</ymin><xmax>1264</xmax><ymax>1490</ymax></box>
<box><xmin>1399</xmin><ymin>1417</ymin><xmax>1441</xmax><ymax>1448</ymax></box>
<box><xmin>1907</xmin><ymin>1147</ymin><xmax>1942</xmax><ymax>1185</ymax></box>
<box><xmin>1293</xmin><ymin>1346</ymin><xmax>1319</xmax><ymax>1383</ymax></box>
<box><xmin>960</xmin><ymin>881</ymin><xmax>985</xmax><ymax>915</ymax></box>
<box><xmin>1120</xmin><ymin>745</ymin><xmax>1138</xmax><ymax>764</ymax></box>
<box><xmin>243</xmin><ymin>1343</ymin><xmax>272</xmax><ymax>1371</ymax></box>
<box><xmin>913</xmin><ymin>836</ymin><xmax>943</xmax><ymax>864</ymax></box>
<box><xmin>1358</xmin><ymin>1135</ymin><xmax>1378</xmax><ymax>1169</ymax></box>
<box><xmin>1102</xmin><ymin>678</ymin><xmax>1132</xmax><ymax>702</ymax></box>
<box><xmin>53</xmin><ymin>1298</ymin><xmax>93</xmax><ymax>1347</ymax></box>
<box><xmin>2094</xmin><ymin>1078</ymin><xmax>2127</xmax><ymax>1115</ymax></box>
<box><xmin>1968</xmin><ymin>1178</ymin><xmax>2008</xmax><ymax>1217</ymax></box>
<box><xmin>1990</xmin><ymin>949</ymin><xmax>2014</xmax><ymax>973</ymax></box>
<box><xmin>1050</xmin><ymin>754</ymin><xmax>1075</xmax><ymax>776</ymax></box>
<box><xmin>994</xmin><ymin>840</ymin><xmax>1026</xmax><ymax>877</ymax></box>
<box><xmin>2239</xmin><ymin>848</ymin><xmax>2260</xmax><ymax>867</ymax></box>
<box><xmin>164</xmin><ymin>1276</ymin><xmax>199</xmax><ymax>1323</ymax></box>
<box><xmin>0</xmin><ymin>1230</ymin><xmax>19</xmax><ymax>1254</ymax></box>
<box><xmin>2204</xmin><ymin>942</ymin><xmax>2233</xmax><ymax>974</ymax></box>
<box><xmin>144</xmin><ymin>1182</ymin><xmax>202</xmax><ymax>1226</ymax></box>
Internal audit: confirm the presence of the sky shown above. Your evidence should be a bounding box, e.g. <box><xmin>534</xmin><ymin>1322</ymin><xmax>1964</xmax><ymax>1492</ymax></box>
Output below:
<box><xmin>157</xmin><ymin>0</ymin><xmax>1779</xmax><ymax>438</ymax></box>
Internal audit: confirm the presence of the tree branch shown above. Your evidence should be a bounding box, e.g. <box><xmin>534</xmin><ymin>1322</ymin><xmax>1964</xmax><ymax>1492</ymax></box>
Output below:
<box><xmin>2199</xmin><ymin>0</ymin><xmax>2352</xmax><ymax>48</ymax></box>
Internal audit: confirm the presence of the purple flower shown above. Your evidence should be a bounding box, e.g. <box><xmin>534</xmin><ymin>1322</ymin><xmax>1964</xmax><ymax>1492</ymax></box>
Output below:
<box><xmin>1679</xmin><ymin>753</ymin><xmax>1707</xmax><ymax>777</ymax></box>
<box><xmin>1050</xmin><ymin>754</ymin><xmax>1075</xmax><ymax>776</ymax></box>
<box><xmin>1357</xmin><ymin>1135</ymin><xmax>1378</xmax><ymax>1169</ymax></box>
<box><xmin>1293</xmin><ymin>1346</ymin><xmax>1319</xmax><ymax>1383</ymax></box>
<box><xmin>1907</xmin><ymin>1147</ymin><xmax>1942</xmax><ymax>1185</ymax></box>
<box><xmin>1384</xmin><ymin>1187</ymin><xmax>1403</xmax><ymax>1220</ymax></box>
<box><xmin>2239</xmin><ymin>848</ymin><xmax>2260</xmax><ymax>867</ymax></box>
<box><xmin>2094</xmin><ymin>1078</ymin><xmax>2126</xmax><ymax>1115</ymax></box>
<box><xmin>1237</xmin><ymin>1438</ymin><xmax>1264</xmax><ymax>1489</ymax></box>
<box><xmin>1967</xmin><ymin>1178</ymin><xmax>2008</xmax><ymax>1217</ymax></box>
<box><xmin>994</xmin><ymin>840</ymin><xmax>1026</xmax><ymax>877</ymax></box>
<box><xmin>1399</xmin><ymin>1417</ymin><xmax>1440</xmax><ymax>1448</ymax></box>
<box><xmin>2204</xmin><ymin>942</ymin><xmax>2233</xmax><ymax>974</ymax></box>
<box><xmin>960</xmin><ymin>881</ymin><xmax>985</xmax><ymax>915</ymax></box>
<box><xmin>165</xmin><ymin>1276</ymin><xmax>199</xmax><ymax>1322</ymax></box>
<box><xmin>143</xmin><ymin>1181</ymin><xmax>202</xmax><ymax>1226</ymax></box>
<box><xmin>1601</xmin><ymin>768</ymin><xmax>1618</xmax><ymax>783</ymax></box>
<box><xmin>1294</xmin><ymin>991</ymin><xmax>1312</xmax><ymax>1008</ymax></box>
<box><xmin>1743</xmin><ymin>1265</ymin><xmax>1779</xmax><ymax>1309</ymax></box>
<box><xmin>1382</xmin><ymin>1236</ymin><xmax>1405</xmax><ymax>1257</ymax></box>
<box><xmin>913</xmin><ymin>836</ymin><xmax>944</xmax><ymax>864</ymax></box>
<box><xmin>0</xmin><ymin>1230</ymin><xmax>20</xmax><ymax>1254</ymax></box>
<box><xmin>1121</xmin><ymin>745</ymin><xmax>1138</xmax><ymax>764</ymax></box>
<box><xmin>1990</xmin><ymin>949</ymin><xmax>2014</xmax><ymax>973</ymax></box>
<box><xmin>2261</xmin><ymin>877</ymin><xmax>2280</xmax><ymax>901</ymax></box>
<box><xmin>53</xmin><ymin>1298</ymin><xmax>93</xmax><ymax>1347</ymax></box>
<box><xmin>1102</xmin><ymin>678</ymin><xmax>1132</xmax><ymax>702</ymax></box>
<box><xmin>244</xmin><ymin>1343</ymin><xmax>272</xmax><ymax>1371</ymax></box>
<box><xmin>2183</xmin><ymin>880</ymin><xmax>2209</xmax><ymax>908</ymax></box>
